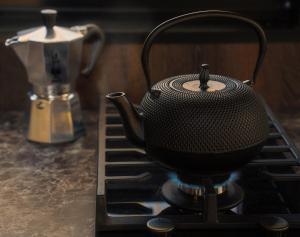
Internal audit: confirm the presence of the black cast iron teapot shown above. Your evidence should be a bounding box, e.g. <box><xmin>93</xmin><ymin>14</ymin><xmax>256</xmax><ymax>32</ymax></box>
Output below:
<box><xmin>106</xmin><ymin>10</ymin><xmax>269</xmax><ymax>177</ymax></box>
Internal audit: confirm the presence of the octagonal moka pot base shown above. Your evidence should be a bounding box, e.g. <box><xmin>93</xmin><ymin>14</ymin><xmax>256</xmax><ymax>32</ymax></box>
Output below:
<box><xmin>25</xmin><ymin>92</ymin><xmax>84</xmax><ymax>144</ymax></box>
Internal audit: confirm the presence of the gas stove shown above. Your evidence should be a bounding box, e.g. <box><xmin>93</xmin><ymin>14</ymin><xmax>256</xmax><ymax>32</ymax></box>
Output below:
<box><xmin>96</xmin><ymin>96</ymin><xmax>300</xmax><ymax>237</ymax></box>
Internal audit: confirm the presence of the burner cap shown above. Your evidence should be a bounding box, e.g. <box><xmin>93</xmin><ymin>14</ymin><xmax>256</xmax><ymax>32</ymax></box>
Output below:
<box><xmin>259</xmin><ymin>216</ymin><xmax>289</xmax><ymax>232</ymax></box>
<box><xmin>147</xmin><ymin>217</ymin><xmax>175</xmax><ymax>233</ymax></box>
<box><xmin>161</xmin><ymin>180</ymin><xmax>244</xmax><ymax>212</ymax></box>
<box><xmin>177</xmin><ymin>180</ymin><xmax>227</xmax><ymax>197</ymax></box>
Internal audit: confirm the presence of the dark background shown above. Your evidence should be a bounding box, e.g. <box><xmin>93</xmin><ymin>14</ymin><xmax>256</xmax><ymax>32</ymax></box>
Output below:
<box><xmin>1</xmin><ymin>0</ymin><xmax>299</xmax><ymax>41</ymax></box>
<box><xmin>0</xmin><ymin>0</ymin><xmax>300</xmax><ymax>112</ymax></box>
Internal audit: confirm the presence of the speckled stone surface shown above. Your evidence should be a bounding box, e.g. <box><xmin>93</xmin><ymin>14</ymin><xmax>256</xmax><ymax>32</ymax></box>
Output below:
<box><xmin>0</xmin><ymin>111</ymin><xmax>97</xmax><ymax>237</ymax></box>
<box><xmin>0</xmin><ymin>110</ymin><xmax>299</xmax><ymax>237</ymax></box>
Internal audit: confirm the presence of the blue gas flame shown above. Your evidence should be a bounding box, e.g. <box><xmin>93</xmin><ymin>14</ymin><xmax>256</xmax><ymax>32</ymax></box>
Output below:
<box><xmin>168</xmin><ymin>172</ymin><xmax>239</xmax><ymax>189</ymax></box>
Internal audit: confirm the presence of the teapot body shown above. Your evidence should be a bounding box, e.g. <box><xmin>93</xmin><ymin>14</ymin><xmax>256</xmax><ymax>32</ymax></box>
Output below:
<box><xmin>106</xmin><ymin>10</ymin><xmax>269</xmax><ymax>177</ymax></box>
<box><xmin>140</xmin><ymin>74</ymin><xmax>269</xmax><ymax>175</ymax></box>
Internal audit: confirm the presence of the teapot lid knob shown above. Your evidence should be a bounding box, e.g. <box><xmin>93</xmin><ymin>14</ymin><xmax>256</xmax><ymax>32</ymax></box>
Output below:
<box><xmin>199</xmin><ymin>64</ymin><xmax>210</xmax><ymax>91</ymax></box>
<box><xmin>41</xmin><ymin>9</ymin><xmax>57</xmax><ymax>38</ymax></box>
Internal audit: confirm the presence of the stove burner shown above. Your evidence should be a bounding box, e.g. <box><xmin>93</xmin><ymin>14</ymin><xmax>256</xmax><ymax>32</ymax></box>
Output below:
<box><xmin>177</xmin><ymin>181</ymin><xmax>227</xmax><ymax>198</ymax></box>
<box><xmin>161</xmin><ymin>179</ymin><xmax>244</xmax><ymax>212</ymax></box>
<box><xmin>169</xmin><ymin>172</ymin><xmax>239</xmax><ymax>198</ymax></box>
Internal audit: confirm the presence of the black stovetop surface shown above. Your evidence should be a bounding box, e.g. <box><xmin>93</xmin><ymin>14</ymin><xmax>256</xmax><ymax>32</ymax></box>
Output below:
<box><xmin>96</xmin><ymin>97</ymin><xmax>300</xmax><ymax>236</ymax></box>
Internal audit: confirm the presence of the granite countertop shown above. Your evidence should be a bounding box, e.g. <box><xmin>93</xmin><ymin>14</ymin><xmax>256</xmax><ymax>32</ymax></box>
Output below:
<box><xmin>0</xmin><ymin>111</ymin><xmax>300</xmax><ymax>237</ymax></box>
<box><xmin>0</xmin><ymin>111</ymin><xmax>98</xmax><ymax>237</ymax></box>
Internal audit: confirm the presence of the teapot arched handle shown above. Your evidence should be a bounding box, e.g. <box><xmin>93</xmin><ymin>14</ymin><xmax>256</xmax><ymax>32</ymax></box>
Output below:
<box><xmin>141</xmin><ymin>10</ymin><xmax>267</xmax><ymax>93</ymax></box>
<box><xmin>71</xmin><ymin>24</ymin><xmax>105</xmax><ymax>76</ymax></box>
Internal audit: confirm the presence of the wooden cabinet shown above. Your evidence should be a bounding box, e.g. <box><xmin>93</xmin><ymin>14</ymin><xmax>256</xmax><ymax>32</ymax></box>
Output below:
<box><xmin>1</xmin><ymin>41</ymin><xmax>300</xmax><ymax>113</ymax></box>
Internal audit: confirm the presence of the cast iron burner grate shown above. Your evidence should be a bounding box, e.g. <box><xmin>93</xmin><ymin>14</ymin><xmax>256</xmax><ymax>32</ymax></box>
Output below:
<box><xmin>96</xmin><ymin>96</ymin><xmax>300</xmax><ymax>237</ymax></box>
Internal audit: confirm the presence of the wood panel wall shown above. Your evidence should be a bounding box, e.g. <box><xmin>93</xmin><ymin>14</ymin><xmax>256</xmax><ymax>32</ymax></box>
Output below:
<box><xmin>1</xmin><ymin>41</ymin><xmax>300</xmax><ymax>113</ymax></box>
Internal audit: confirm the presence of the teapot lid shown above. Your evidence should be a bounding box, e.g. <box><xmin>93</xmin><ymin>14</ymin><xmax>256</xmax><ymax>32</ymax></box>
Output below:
<box><xmin>17</xmin><ymin>9</ymin><xmax>83</xmax><ymax>43</ymax></box>
<box><xmin>169</xmin><ymin>64</ymin><xmax>233</xmax><ymax>93</ymax></box>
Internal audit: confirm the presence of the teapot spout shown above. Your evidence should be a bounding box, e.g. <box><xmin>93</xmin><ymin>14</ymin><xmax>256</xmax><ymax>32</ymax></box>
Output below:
<box><xmin>106</xmin><ymin>92</ymin><xmax>145</xmax><ymax>147</ymax></box>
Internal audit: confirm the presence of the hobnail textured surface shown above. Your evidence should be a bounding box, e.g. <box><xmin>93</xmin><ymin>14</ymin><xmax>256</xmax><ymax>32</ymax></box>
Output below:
<box><xmin>141</xmin><ymin>74</ymin><xmax>269</xmax><ymax>154</ymax></box>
